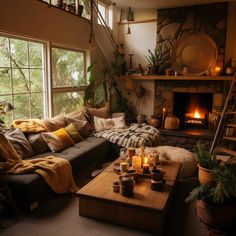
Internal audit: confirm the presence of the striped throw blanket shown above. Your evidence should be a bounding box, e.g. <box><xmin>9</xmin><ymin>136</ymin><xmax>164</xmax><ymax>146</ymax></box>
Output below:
<box><xmin>94</xmin><ymin>123</ymin><xmax>160</xmax><ymax>148</ymax></box>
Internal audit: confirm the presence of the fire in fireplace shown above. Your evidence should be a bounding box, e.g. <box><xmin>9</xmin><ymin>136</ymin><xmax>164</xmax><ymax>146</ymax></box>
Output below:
<box><xmin>173</xmin><ymin>92</ymin><xmax>213</xmax><ymax>129</ymax></box>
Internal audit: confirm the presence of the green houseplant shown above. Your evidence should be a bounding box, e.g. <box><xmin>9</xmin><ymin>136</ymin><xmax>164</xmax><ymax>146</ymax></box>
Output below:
<box><xmin>186</xmin><ymin>161</ymin><xmax>236</xmax><ymax>230</ymax></box>
<box><xmin>84</xmin><ymin>61</ymin><xmax>110</xmax><ymax>107</ymax></box>
<box><xmin>145</xmin><ymin>48</ymin><xmax>163</xmax><ymax>75</ymax></box>
<box><xmin>195</xmin><ymin>143</ymin><xmax>219</xmax><ymax>184</ymax></box>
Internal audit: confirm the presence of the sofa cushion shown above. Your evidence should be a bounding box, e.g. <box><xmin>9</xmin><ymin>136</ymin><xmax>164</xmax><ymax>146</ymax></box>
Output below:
<box><xmin>94</xmin><ymin>115</ymin><xmax>127</xmax><ymax>132</ymax></box>
<box><xmin>66</xmin><ymin>118</ymin><xmax>92</xmax><ymax>138</ymax></box>
<box><xmin>42</xmin><ymin>126</ymin><xmax>74</xmax><ymax>152</ymax></box>
<box><xmin>44</xmin><ymin>114</ymin><xmax>67</xmax><ymax>131</ymax></box>
<box><xmin>64</xmin><ymin>123</ymin><xmax>84</xmax><ymax>143</ymax></box>
<box><xmin>27</xmin><ymin>133</ymin><xmax>50</xmax><ymax>155</ymax></box>
<box><xmin>85</xmin><ymin>103</ymin><xmax>110</xmax><ymax>119</ymax></box>
<box><xmin>7</xmin><ymin>128</ymin><xmax>34</xmax><ymax>159</ymax></box>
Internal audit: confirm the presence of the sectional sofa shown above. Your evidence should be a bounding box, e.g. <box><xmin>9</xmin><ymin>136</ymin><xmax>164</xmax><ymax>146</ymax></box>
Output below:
<box><xmin>6</xmin><ymin>135</ymin><xmax>119</xmax><ymax>212</ymax></box>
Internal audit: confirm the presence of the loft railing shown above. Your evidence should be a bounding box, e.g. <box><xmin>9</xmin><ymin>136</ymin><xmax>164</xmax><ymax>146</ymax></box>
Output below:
<box><xmin>39</xmin><ymin>0</ymin><xmax>91</xmax><ymax>19</ymax></box>
<box><xmin>39</xmin><ymin>0</ymin><xmax>118</xmax><ymax>59</ymax></box>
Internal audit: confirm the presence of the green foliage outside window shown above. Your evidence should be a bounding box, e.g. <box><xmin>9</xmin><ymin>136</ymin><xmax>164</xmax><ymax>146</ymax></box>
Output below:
<box><xmin>0</xmin><ymin>35</ymin><xmax>44</xmax><ymax>127</ymax></box>
<box><xmin>51</xmin><ymin>47</ymin><xmax>86</xmax><ymax>115</ymax></box>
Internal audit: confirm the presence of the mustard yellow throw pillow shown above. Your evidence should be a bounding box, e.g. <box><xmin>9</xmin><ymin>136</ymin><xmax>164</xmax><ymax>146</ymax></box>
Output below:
<box><xmin>42</xmin><ymin>123</ymin><xmax>83</xmax><ymax>152</ymax></box>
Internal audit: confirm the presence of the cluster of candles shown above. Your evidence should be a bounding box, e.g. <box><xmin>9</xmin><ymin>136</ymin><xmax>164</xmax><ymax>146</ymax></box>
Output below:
<box><xmin>131</xmin><ymin>155</ymin><xmax>150</xmax><ymax>174</ymax></box>
<box><xmin>120</xmin><ymin>146</ymin><xmax>159</xmax><ymax>174</ymax></box>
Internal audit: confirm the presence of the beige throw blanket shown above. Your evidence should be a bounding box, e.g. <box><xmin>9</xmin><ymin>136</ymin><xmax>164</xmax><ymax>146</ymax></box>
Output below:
<box><xmin>0</xmin><ymin>133</ymin><xmax>79</xmax><ymax>194</ymax></box>
<box><xmin>12</xmin><ymin>114</ymin><xmax>68</xmax><ymax>133</ymax></box>
<box><xmin>12</xmin><ymin>118</ymin><xmax>49</xmax><ymax>133</ymax></box>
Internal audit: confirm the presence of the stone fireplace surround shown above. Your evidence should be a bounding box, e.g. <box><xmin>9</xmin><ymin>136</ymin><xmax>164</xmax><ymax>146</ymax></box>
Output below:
<box><xmin>154</xmin><ymin>79</ymin><xmax>228</xmax><ymax>151</ymax></box>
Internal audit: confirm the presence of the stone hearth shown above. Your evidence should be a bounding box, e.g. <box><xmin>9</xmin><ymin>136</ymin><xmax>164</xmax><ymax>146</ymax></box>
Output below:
<box><xmin>159</xmin><ymin>129</ymin><xmax>213</xmax><ymax>151</ymax></box>
<box><xmin>154</xmin><ymin>79</ymin><xmax>224</xmax><ymax>116</ymax></box>
<box><xmin>154</xmin><ymin>79</ymin><xmax>229</xmax><ymax>151</ymax></box>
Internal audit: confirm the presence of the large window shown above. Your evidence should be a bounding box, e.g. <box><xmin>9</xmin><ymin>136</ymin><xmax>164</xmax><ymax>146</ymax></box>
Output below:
<box><xmin>0</xmin><ymin>34</ymin><xmax>87</xmax><ymax>127</ymax></box>
<box><xmin>51</xmin><ymin>47</ymin><xmax>86</xmax><ymax>115</ymax></box>
<box><xmin>0</xmin><ymin>35</ymin><xmax>45</xmax><ymax>126</ymax></box>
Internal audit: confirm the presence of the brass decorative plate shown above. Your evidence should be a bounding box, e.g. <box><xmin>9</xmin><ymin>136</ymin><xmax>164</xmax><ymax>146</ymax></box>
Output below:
<box><xmin>171</xmin><ymin>32</ymin><xmax>218</xmax><ymax>75</ymax></box>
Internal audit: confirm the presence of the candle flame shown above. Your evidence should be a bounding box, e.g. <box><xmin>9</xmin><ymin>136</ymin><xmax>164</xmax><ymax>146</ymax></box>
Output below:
<box><xmin>144</xmin><ymin>157</ymin><xmax>148</xmax><ymax>164</ymax></box>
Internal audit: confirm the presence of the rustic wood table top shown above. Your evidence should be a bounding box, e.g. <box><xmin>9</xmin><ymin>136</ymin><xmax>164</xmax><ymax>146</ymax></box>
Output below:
<box><xmin>77</xmin><ymin>158</ymin><xmax>181</xmax><ymax>212</ymax></box>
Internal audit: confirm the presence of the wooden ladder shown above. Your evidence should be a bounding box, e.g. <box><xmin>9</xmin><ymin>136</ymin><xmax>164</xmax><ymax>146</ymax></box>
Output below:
<box><xmin>210</xmin><ymin>72</ymin><xmax>236</xmax><ymax>157</ymax></box>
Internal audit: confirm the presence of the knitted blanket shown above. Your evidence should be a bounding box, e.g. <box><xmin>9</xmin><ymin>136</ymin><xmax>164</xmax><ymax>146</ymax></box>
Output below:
<box><xmin>94</xmin><ymin>123</ymin><xmax>160</xmax><ymax>148</ymax></box>
<box><xmin>12</xmin><ymin>114</ymin><xmax>68</xmax><ymax>133</ymax></box>
<box><xmin>0</xmin><ymin>133</ymin><xmax>79</xmax><ymax>194</ymax></box>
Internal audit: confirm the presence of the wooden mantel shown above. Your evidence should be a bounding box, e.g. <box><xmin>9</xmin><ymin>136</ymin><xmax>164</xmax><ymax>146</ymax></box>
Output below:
<box><xmin>119</xmin><ymin>75</ymin><xmax>234</xmax><ymax>81</ymax></box>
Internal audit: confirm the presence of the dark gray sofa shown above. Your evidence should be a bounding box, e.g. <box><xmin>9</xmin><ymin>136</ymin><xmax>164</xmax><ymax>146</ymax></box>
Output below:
<box><xmin>6</xmin><ymin>136</ymin><xmax>120</xmax><ymax>212</ymax></box>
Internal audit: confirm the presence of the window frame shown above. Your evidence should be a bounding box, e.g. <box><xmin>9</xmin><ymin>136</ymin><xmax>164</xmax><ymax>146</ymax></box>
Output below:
<box><xmin>50</xmin><ymin>44</ymin><xmax>87</xmax><ymax>116</ymax></box>
<box><xmin>0</xmin><ymin>32</ymin><xmax>49</xmax><ymax>120</ymax></box>
<box><xmin>0</xmin><ymin>32</ymin><xmax>88</xmax><ymax>121</ymax></box>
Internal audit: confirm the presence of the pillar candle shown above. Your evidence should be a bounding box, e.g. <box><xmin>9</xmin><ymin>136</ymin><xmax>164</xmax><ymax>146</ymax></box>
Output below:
<box><xmin>131</xmin><ymin>156</ymin><xmax>142</xmax><ymax>171</ymax></box>
<box><xmin>143</xmin><ymin>157</ymin><xmax>150</xmax><ymax>174</ymax></box>
<box><xmin>120</xmin><ymin>162</ymin><xmax>129</xmax><ymax>173</ymax></box>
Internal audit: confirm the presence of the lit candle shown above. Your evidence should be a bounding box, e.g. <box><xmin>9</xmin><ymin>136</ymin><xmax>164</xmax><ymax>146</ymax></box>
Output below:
<box><xmin>143</xmin><ymin>157</ymin><xmax>150</xmax><ymax>174</ymax></box>
<box><xmin>214</xmin><ymin>66</ymin><xmax>221</xmax><ymax>76</ymax></box>
<box><xmin>162</xmin><ymin>107</ymin><xmax>166</xmax><ymax>126</ymax></box>
<box><xmin>120</xmin><ymin>162</ymin><xmax>129</xmax><ymax>173</ymax></box>
<box><xmin>131</xmin><ymin>156</ymin><xmax>142</xmax><ymax>171</ymax></box>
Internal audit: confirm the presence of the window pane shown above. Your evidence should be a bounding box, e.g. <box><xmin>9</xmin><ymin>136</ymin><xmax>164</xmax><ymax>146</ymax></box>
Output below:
<box><xmin>29</xmin><ymin>42</ymin><xmax>44</xmax><ymax>68</ymax></box>
<box><xmin>31</xmin><ymin>93</ymin><xmax>44</xmax><ymax>118</ymax></box>
<box><xmin>98</xmin><ymin>3</ymin><xmax>106</xmax><ymax>25</ymax></box>
<box><xmin>108</xmin><ymin>7</ymin><xmax>113</xmax><ymax>29</ymax></box>
<box><xmin>10</xmin><ymin>38</ymin><xmax>28</xmax><ymax>68</ymax></box>
<box><xmin>0</xmin><ymin>36</ymin><xmax>10</xmax><ymax>67</ymax></box>
<box><xmin>52</xmin><ymin>47</ymin><xmax>85</xmax><ymax>87</ymax></box>
<box><xmin>12</xmin><ymin>69</ymin><xmax>30</xmax><ymax>93</ymax></box>
<box><xmin>53</xmin><ymin>91</ymin><xmax>84</xmax><ymax>115</ymax></box>
<box><xmin>13</xmin><ymin>94</ymin><xmax>30</xmax><ymax>119</ymax></box>
<box><xmin>0</xmin><ymin>68</ymin><xmax>11</xmax><ymax>94</ymax></box>
<box><xmin>1</xmin><ymin>35</ymin><xmax>45</xmax><ymax>121</ymax></box>
<box><xmin>80</xmin><ymin>0</ymin><xmax>91</xmax><ymax>20</ymax></box>
<box><xmin>30</xmin><ymin>69</ymin><xmax>43</xmax><ymax>92</ymax></box>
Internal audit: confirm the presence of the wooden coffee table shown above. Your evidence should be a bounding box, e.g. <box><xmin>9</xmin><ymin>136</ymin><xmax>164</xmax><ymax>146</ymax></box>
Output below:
<box><xmin>76</xmin><ymin>158</ymin><xmax>181</xmax><ymax>234</ymax></box>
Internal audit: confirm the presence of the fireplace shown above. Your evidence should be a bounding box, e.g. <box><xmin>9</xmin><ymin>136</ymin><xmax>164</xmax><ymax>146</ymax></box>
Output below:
<box><xmin>173</xmin><ymin>92</ymin><xmax>213</xmax><ymax>129</ymax></box>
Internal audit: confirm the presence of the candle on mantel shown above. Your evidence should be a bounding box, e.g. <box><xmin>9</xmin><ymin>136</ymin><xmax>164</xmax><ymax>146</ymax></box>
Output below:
<box><xmin>162</xmin><ymin>107</ymin><xmax>166</xmax><ymax>126</ymax></box>
<box><xmin>143</xmin><ymin>157</ymin><xmax>150</xmax><ymax>174</ymax></box>
<box><xmin>214</xmin><ymin>66</ymin><xmax>221</xmax><ymax>76</ymax></box>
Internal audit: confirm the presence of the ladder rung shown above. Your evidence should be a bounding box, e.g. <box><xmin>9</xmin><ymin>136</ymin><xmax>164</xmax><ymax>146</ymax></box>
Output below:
<box><xmin>223</xmin><ymin>136</ymin><xmax>236</xmax><ymax>142</ymax></box>
<box><xmin>215</xmin><ymin>147</ymin><xmax>236</xmax><ymax>157</ymax></box>
<box><xmin>225</xmin><ymin>111</ymin><xmax>236</xmax><ymax>115</ymax></box>
<box><xmin>226</xmin><ymin>124</ymin><xmax>236</xmax><ymax>128</ymax></box>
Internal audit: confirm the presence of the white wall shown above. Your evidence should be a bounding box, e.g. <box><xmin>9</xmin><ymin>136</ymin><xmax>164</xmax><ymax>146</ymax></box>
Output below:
<box><xmin>0</xmin><ymin>0</ymin><xmax>90</xmax><ymax>49</ymax></box>
<box><xmin>0</xmin><ymin>0</ymin><xmax>110</xmax><ymax>77</ymax></box>
<box><xmin>115</xmin><ymin>9</ymin><xmax>157</xmax><ymax>116</ymax></box>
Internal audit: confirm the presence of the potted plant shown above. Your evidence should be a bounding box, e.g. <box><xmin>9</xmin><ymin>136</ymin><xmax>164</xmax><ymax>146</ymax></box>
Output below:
<box><xmin>195</xmin><ymin>143</ymin><xmax>219</xmax><ymax>185</ymax></box>
<box><xmin>145</xmin><ymin>48</ymin><xmax>163</xmax><ymax>75</ymax></box>
<box><xmin>186</xmin><ymin>161</ymin><xmax>236</xmax><ymax>230</ymax></box>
